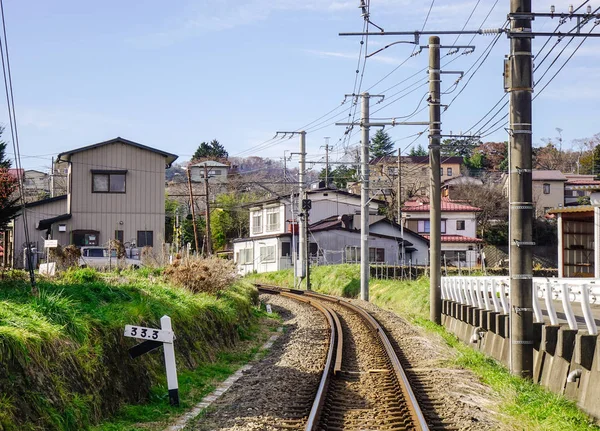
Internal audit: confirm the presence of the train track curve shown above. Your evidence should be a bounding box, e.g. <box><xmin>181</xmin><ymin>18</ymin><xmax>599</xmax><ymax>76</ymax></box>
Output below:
<box><xmin>256</xmin><ymin>284</ymin><xmax>429</xmax><ymax>431</ymax></box>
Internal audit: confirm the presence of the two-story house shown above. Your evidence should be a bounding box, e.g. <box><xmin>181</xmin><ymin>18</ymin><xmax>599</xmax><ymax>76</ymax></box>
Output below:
<box><xmin>563</xmin><ymin>174</ymin><xmax>600</xmax><ymax>206</ymax></box>
<box><xmin>233</xmin><ymin>188</ymin><xmax>428</xmax><ymax>274</ymax></box>
<box><xmin>13</xmin><ymin>137</ymin><xmax>177</xmax><ymax>267</ymax></box>
<box><xmin>189</xmin><ymin>160</ymin><xmax>230</xmax><ymax>184</ymax></box>
<box><xmin>402</xmin><ymin>197</ymin><xmax>483</xmax><ymax>267</ymax></box>
<box><xmin>369</xmin><ymin>155</ymin><xmax>464</xmax><ymax>203</ymax></box>
<box><xmin>502</xmin><ymin>170</ymin><xmax>567</xmax><ymax>217</ymax></box>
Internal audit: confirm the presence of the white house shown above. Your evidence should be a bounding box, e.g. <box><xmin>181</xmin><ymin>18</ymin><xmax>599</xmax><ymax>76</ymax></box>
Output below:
<box><xmin>233</xmin><ymin>188</ymin><xmax>429</xmax><ymax>275</ymax></box>
<box><xmin>402</xmin><ymin>197</ymin><xmax>483</xmax><ymax>267</ymax></box>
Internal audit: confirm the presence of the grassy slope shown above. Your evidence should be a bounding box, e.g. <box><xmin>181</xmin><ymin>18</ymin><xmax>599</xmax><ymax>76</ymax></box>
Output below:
<box><xmin>249</xmin><ymin>265</ymin><xmax>599</xmax><ymax>431</ymax></box>
<box><xmin>0</xmin><ymin>268</ymin><xmax>259</xmax><ymax>431</ymax></box>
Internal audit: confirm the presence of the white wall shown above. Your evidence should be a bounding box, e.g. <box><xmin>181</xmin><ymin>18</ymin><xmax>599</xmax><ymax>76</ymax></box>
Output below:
<box><xmin>249</xmin><ymin>203</ymin><xmax>286</xmax><ymax>237</ymax></box>
<box><xmin>368</xmin><ymin>222</ymin><xmax>429</xmax><ymax>264</ymax></box>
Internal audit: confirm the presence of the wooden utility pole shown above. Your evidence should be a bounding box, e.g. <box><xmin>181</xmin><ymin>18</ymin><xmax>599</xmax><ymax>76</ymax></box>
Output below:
<box><xmin>204</xmin><ymin>164</ymin><xmax>212</xmax><ymax>256</ymax></box>
<box><xmin>429</xmin><ymin>36</ymin><xmax>442</xmax><ymax>324</ymax></box>
<box><xmin>508</xmin><ymin>0</ymin><xmax>534</xmax><ymax>378</ymax></box>
<box><xmin>186</xmin><ymin>167</ymin><xmax>200</xmax><ymax>253</ymax></box>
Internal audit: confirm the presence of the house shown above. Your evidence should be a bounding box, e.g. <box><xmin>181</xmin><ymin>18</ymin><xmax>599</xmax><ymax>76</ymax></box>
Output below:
<box><xmin>401</xmin><ymin>197</ymin><xmax>483</xmax><ymax>267</ymax></box>
<box><xmin>189</xmin><ymin>160</ymin><xmax>230</xmax><ymax>184</ymax></box>
<box><xmin>563</xmin><ymin>174</ymin><xmax>600</xmax><ymax>206</ymax></box>
<box><xmin>233</xmin><ymin>188</ymin><xmax>428</xmax><ymax>275</ymax></box>
<box><xmin>369</xmin><ymin>155</ymin><xmax>464</xmax><ymax>202</ymax></box>
<box><xmin>13</xmin><ymin>137</ymin><xmax>177</xmax><ymax>267</ymax></box>
<box><xmin>502</xmin><ymin>170</ymin><xmax>567</xmax><ymax>217</ymax></box>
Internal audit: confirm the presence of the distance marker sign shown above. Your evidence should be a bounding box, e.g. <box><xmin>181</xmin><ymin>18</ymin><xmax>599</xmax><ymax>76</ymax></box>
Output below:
<box><xmin>124</xmin><ymin>325</ymin><xmax>174</xmax><ymax>343</ymax></box>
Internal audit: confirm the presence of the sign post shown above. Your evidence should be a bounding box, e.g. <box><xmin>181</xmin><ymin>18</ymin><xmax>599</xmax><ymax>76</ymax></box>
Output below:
<box><xmin>124</xmin><ymin>315</ymin><xmax>179</xmax><ymax>406</ymax></box>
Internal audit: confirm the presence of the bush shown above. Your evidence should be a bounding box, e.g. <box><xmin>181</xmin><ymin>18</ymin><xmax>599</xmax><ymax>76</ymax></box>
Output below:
<box><xmin>62</xmin><ymin>267</ymin><xmax>99</xmax><ymax>284</ymax></box>
<box><xmin>48</xmin><ymin>245</ymin><xmax>81</xmax><ymax>270</ymax></box>
<box><xmin>164</xmin><ymin>256</ymin><xmax>238</xmax><ymax>294</ymax></box>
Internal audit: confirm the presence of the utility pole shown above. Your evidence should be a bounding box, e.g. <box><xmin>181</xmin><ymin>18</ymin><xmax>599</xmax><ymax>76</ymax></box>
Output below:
<box><xmin>321</xmin><ymin>138</ymin><xmax>331</xmax><ymax>186</ymax></box>
<box><xmin>186</xmin><ymin>167</ymin><xmax>200</xmax><ymax>253</ymax></box>
<box><xmin>337</xmin><ymin>95</ymin><xmax>425</xmax><ymax>301</ymax></box>
<box><xmin>276</xmin><ymin>131</ymin><xmax>307</xmax><ymax>288</ymax></box>
<box><xmin>508</xmin><ymin>0</ymin><xmax>534</xmax><ymax>379</ymax></box>
<box><xmin>397</xmin><ymin>148</ymin><xmax>405</xmax><ymax>271</ymax></box>
<box><xmin>302</xmin><ymin>198</ymin><xmax>312</xmax><ymax>290</ymax></box>
<box><xmin>429</xmin><ymin>36</ymin><xmax>442</xmax><ymax>324</ymax></box>
<box><xmin>203</xmin><ymin>164</ymin><xmax>212</xmax><ymax>256</ymax></box>
<box><xmin>360</xmin><ymin>94</ymin><xmax>371</xmax><ymax>301</ymax></box>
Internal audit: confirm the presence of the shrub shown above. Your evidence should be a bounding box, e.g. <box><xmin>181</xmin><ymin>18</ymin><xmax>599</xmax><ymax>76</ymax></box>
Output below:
<box><xmin>163</xmin><ymin>256</ymin><xmax>238</xmax><ymax>294</ymax></box>
<box><xmin>62</xmin><ymin>267</ymin><xmax>99</xmax><ymax>284</ymax></box>
<box><xmin>49</xmin><ymin>245</ymin><xmax>81</xmax><ymax>270</ymax></box>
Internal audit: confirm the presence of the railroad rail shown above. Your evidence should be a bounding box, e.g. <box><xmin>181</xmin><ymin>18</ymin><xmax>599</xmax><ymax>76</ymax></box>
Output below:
<box><xmin>256</xmin><ymin>283</ymin><xmax>429</xmax><ymax>431</ymax></box>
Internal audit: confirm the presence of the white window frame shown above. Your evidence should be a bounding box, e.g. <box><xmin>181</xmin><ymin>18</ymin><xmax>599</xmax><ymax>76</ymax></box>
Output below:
<box><xmin>543</xmin><ymin>183</ymin><xmax>551</xmax><ymax>194</ymax></box>
<box><xmin>447</xmin><ymin>167</ymin><xmax>453</xmax><ymax>176</ymax></box>
<box><xmin>259</xmin><ymin>245</ymin><xmax>276</xmax><ymax>263</ymax></box>
<box><xmin>266</xmin><ymin>207</ymin><xmax>280</xmax><ymax>232</ymax></box>
<box><xmin>252</xmin><ymin>211</ymin><xmax>263</xmax><ymax>234</ymax></box>
<box><xmin>239</xmin><ymin>248</ymin><xmax>253</xmax><ymax>264</ymax></box>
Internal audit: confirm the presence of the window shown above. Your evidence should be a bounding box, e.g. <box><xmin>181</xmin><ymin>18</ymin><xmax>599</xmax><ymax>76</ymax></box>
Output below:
<box><xmin>543</xmin><ymin>183</ymin><xmax>551</xmax><ymax>194</ymax></box>
<box><xmin>418</xmin><ymin>220</ymin><xmax>430</xmax><ymax>233</ymax></box>
<box><xmin>84</xmin><ymin>248</ymin><xmax>104</xmax><ymax>257</ymax></box>
<box><xmin>369</xmin><ymin>247</ymin><xmax>385</xmax><ymax>262</ymax></box>
<box><xmin>281</xmin><ymin>242</ymin><xmax>291</xmax><ymax>257</ymax></box>
<box><xmin>72</xmin><ymin>230</ymin><xmax>99</xmax><ymax>246</ymax></box>
<box><xmin>345</xmin><ymin>246</ymin><xmax>360</xmax><ymax>262</ymax></box>
<box><xmin>137</xmin><ymin>231</ymin><xmax>154</xmax><ymax>247</ymax></box>
<box><xmin>266</xmin><ymin>207</ymin><xmax>280</xmax><ymax>232</ymax></box>
<box><xmin>387</xmin><ymin>167</ymin><xmax>398</xmax><ymax>176</ymax></box>
<box><xmin>447</xmin><ymin>167</ymin><xmax>453</xmax><ymax>176</ymax></box>
<box><xmin>441</xmin><ymin>220</ymin><xmax>446</xmax><ymax>234</ymax></box>
<box><xmin>239</xmin><ymin>248</ymin><xmax>253</xmax><ymax>264</ymax></box>
<box><xmin>456</xmin><ymin>220</ymin><xmax>465</xmax><ymax>230</ymax></box>
<box><xmin>92</xmin><ymin>170</ymin><xmax>126</xmax><ymax>193</ymax></box>
<box><xmin>259</xmin><ymin>245</ymin><xmax>275</xmax><ymax>262</ymax></box>
<box><xmin>420</xmin><ymin>188</ymin><xmax>427</xmax><ymax>196</ymax></box>
<box><xmin>440</xmin><ymin>168</ymin><xmax>443</xmax><ymax>177</ymax></box>
<box><xmin>252</xmin><ymin>211</ymin><xmax>262</xmax><ymax>234</ymax></box>
<box><xmin>309</xmin><ymin>243</ymin><xmax>318</xmax><ymax>256</ymax></box>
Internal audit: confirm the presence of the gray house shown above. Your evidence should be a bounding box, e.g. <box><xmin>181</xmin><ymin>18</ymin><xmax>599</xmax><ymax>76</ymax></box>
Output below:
<box><xmin>13</xmin><ymin>137</ymin><xmax>177</xmax><ymax>266</ymax></box>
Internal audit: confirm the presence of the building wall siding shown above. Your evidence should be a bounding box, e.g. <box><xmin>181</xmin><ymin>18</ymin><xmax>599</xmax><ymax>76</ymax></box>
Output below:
<box><xmin>66</xmin><ymin>143</ymin><xmax>166</xmax><ymax>246</ymax></box>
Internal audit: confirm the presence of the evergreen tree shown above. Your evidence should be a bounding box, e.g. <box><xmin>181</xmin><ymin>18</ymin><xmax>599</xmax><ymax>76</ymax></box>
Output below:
<box><xmin>593</xmin><ymin>145</ymin><xmax>600</xmax><ymax>179</ymax></box>
<box><xmin>370</xmin><ymin>129</ymin><xmax>394</xmax><ymax>159</ymax></box>
<box><xmin>409</xmin><ymin>144</ymin><xmax>427</xmax><ymax>156</ymax></box>
<box><xmin>192</xmin><ymin>139</ymin><xmax>228</xmax><ymax>161</ymax></box>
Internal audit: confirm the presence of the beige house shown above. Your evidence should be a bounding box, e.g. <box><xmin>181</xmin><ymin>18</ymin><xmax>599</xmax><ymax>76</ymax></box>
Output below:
<box><xmin>503</xmin><ymin>170</ymin><xmax>567</xmax><ymax>217</ymax></box>
<box><xmin>13</xmin><ymin>137</ymin><xmax>177</xmax><ymax>266</ymax></box>
<box><xmin>369</xmin><ymin>155</ymin><xmax>464</xmax><ymax>203</ymax></box>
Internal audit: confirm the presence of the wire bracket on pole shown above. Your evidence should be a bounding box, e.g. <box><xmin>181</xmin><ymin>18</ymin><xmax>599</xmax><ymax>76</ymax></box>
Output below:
<box><xmin>510</xmin><ymin>202</ymin><xmax>534</xmax><ymax>210</ymax></box>
<box><xmin>511</xmin><ymin>274</ymin><xmax>533</xmax><ymax>280</ymax></box>
<box><xmin>514</xmin><ymin>167</ymin><xmax>532</xmax><ymax>174</ymax></box>
<box><xmin>514</xmin><ymin>239</ymin><xmax>536</xmax><ymax>247</ymax></box>
<box><xmin>512</xmin><ymin>340</ymin><xmax>535</xmax><ymax>345</ymax></box>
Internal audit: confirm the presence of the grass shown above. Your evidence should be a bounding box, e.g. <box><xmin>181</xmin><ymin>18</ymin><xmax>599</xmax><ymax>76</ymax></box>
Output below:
<box><xmin>0</xmin><ymin>268</ymin><xmax>261</xmax><ymax>430</ymax></box>
<box><xmin>249</xmin><ymin>265</ymin><xmax>600</xmax><ymax>431</ymax></box>
<box><xmin>92</xmin><ymin>307</ymin><xmax>279</xmax><ymax>431</ymax></box>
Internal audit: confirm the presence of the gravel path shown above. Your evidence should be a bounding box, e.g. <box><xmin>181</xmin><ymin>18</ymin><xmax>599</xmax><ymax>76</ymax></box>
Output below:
<box><xmin>349</xmin><ymin>298</ymin><xmax>510</xmax><ymax>431</ymax></box>
<box><xmin>188</xmin><ymin>294</ymin><xmax>329</xmax><ymax>431</ymax></box>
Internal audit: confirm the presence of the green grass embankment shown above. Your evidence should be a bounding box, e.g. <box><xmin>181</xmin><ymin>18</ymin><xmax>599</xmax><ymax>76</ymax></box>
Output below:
<box><xmin>249</xmin><ymin>265</ymin><xmax>599</xmax><ymax>431</ymax></box>
<box><xmin>0</xmin><ymin>268</ymin><xmax>262</xmax><ymax>431</ymax></box>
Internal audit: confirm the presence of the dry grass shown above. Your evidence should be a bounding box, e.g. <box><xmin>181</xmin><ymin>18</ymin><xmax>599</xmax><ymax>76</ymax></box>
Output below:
<box><xmin>48</xmin><ymin>245</ymin><xmax>81</xmax><ymax>270</ymax></box>
<box><xmin>164</xmin><ymin>256</ymin><xmax>238</xmax><ymax>294</ymax></box>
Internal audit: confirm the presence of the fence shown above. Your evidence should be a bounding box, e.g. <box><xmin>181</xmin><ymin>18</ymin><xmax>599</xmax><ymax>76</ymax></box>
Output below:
<box><xmin>441</xmin><ymin>276</ymin><xmax>599</xmax><ymax>335</ymax></box>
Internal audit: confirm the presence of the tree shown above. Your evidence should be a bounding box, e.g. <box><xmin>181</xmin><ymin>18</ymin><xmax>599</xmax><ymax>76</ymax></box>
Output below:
<box><xmin>329</xmin><ymin>165</ymin><xmax>357</xmax><ymax>189</ymax></box>
<box><xmin>370</xmin><ymin>130</ymin><xmax>394</xmax><ymax>159</ymax></box>
<box><xmin>593</xmin><ymin>144</ymin><xmax>600</xmax><ymax>179</ymax></box>
<box><xmin>192</xmin><ymin>139</ymin><xmax>228</xmax><ymax>161</ymax></box>
<box><xmin>210</xmin><ymin>192</ymin><xmax>253</xmax><ymax>251</ymax></box>
<box><xmin>409</xmin><ymin>144</ymin><xmax>427</xmax><ymax>156</ymax></box>
<box><xmin>0</xmin><ymin>128</ymin><xmax>19</xmax><ymax>229</ymax></box>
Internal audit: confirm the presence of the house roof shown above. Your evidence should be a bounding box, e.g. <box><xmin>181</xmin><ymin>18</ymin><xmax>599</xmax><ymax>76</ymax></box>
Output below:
<box><xmin>547</xmin><ymin>205</ymin><xmax>595</xmax><ymax>214</ymax></box>
<box><xmin>189</xmin><ymin>160</ymin><xmax>229</xmax><ymax>168</ymax></box>
<box><xmin>57</xmin><ymin>137</ymin><xmax>179</xmax><ymax>168</ymax></box>
<box><xmin>23</xmin><ymin>194</ymin><xmax>67</xmax><ymax>208</ymax></box>
<box><xmin>421</xmin><ymin>234</ymin><xmax>484</xmax><ymax>243</ymax></box>
<box><xmin>370</xmin><ymin>155</ymin><xmax>464</xmax><ymax>165</ymax></box>
<box><xmin>402</xmin><ymin>197</ymin><xmax>481</xmax><ymax>212</ymax></box>
<box><xmin>242</xmin><ymin>187</ymin><xmax>386</xmax><ymax>208</ymax></box>
<box><xmin>37</xmin><ymin>213</ymin><xmax>72</xmax><ymax>230</ymax></box>
<box><xmin>531</xmin><ymin>170</ymin><xmax>567</xmax><ymax>181</ymax></box>
<box><xmin>442</xmin><ymin>176</ymin><xmax>483</xmax><ymax>187</ymax></box>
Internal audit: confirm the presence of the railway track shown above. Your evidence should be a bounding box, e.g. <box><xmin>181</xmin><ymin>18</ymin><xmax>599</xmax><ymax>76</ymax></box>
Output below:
<box><xmin>256</xmin><ymin>284</ymin><xmax>429</xmax><ymax>431</ymax></box>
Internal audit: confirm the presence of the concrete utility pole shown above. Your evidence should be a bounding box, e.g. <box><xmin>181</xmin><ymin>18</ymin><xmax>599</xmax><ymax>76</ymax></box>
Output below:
<box><xmin>278</xmin><ymin>131</ymin><xmax>308</xmax><ymax>287</ymax></box>
<box><xmin>429</xmin><ymin>36</ymin><xmax>442</xmax><ymax>324</ymax></box>
<box><xmin>508</xmin><ymin>0</ymin><xmax>534</xmax><ymax>378</ymax></box>
<box><xmin>336</xmin><ymin>95</ymin><xmax>425</xmax><ymax>301</ymax></box>
<box><xmin>186</xmin><ymin>167</ymin><xmax>200</xmax><ymax>253</ymax></box>
<box><xmin>203</xmin><ymin>164</ymin><xmax>212</xmax><ymax>256</ymax></box>
<box><xmin>360</xmin><ymin>93</ymin><xmax>371</xmax><ymax>301</ymax></box>
<box><xmin>321</xmin><ymin>138</ymin><xmax>331</xmax><ymax>186</ymax></box>
<box><xmin>397</xmin><ymin>148</ymin><xmax>405</xmax><ymax>269</ymax></box>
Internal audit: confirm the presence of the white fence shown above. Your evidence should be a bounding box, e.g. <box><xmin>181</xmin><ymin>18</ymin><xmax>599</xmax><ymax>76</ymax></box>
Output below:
<box><xmin>441</xmin><ymin>276</ymin><xmax>600</xmax><ymax>335</ymax></box>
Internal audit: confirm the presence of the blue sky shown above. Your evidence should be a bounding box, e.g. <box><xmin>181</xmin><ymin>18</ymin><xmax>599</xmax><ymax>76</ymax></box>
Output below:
<box><xmin>2</xmin><ymin>0</ymin><xmax>599</xmax><ymax>171</ymax></box>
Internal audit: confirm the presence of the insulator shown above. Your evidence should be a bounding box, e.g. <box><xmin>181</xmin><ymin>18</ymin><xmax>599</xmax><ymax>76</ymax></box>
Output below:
<box><xmin>587</xmin><ymin>5</ymin><xmax>592</xmax><ymax>14</ymax></box>
<box><xmin>481</xmin><ymin>28</ymin><xmax>500</xmax><ymax>35</ymax></box>
<box><xmin>569</xmin><ymin>4</ymin><xmax>574</xmax><ymax>14</ymax></box>
<box><xmin>550</xmin><ymin>5</ymin><xmax>555</xmax><ymax>13</ymax></box>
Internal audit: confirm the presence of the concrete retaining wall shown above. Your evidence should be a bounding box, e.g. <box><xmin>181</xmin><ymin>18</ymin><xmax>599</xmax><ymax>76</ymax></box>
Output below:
<box><xmin>441</xmin><ymin>300</ymin><xmax>600</xmax><ymax>419</ymax></box>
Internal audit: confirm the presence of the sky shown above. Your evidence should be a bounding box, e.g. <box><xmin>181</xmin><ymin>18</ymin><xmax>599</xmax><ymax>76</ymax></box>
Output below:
<box><xmin>1</xmin><ymin>0</ymin><xmax>599</xmax><ymax>172</ymax></box>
